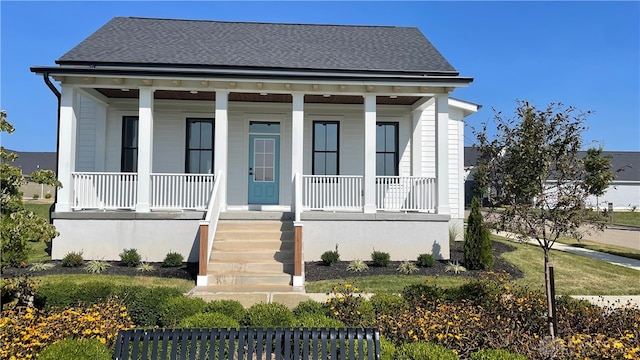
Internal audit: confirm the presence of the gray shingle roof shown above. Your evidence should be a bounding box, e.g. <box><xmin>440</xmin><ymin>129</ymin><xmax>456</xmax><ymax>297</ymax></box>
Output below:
<box><xmin>2</xmin><ymin>150</ymin><xmax>56</xmax><ymax>176</ymax></box>
<box><xmin>57</xmin><ymin>17</ymin><xmax>457</xmax><ymax>74</ymax></box>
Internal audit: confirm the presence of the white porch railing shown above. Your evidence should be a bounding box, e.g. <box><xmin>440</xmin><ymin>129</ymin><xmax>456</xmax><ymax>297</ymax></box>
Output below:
<box><xmin>151</xmin><ymin>173</ymin><xmax>215</xmax><ymax>210</ymax></box>
<box><xmin>376</xmin><ymin>176</ymin><xmax>436</xmax><ymax>212</ymax></box>
<box><xmin>71</xmin><ymin>172</ymin><xmax>137</xmax><ymax>210</ymax></box>
<box><xmin>197</xmin><ymin>171</ymin><xmax>223</xmax><ymax>286</ymax></box>
<box><xmin>302</xmin><ymin>175</ymin><xmax>363</xmax><ymax>211</ymax></box>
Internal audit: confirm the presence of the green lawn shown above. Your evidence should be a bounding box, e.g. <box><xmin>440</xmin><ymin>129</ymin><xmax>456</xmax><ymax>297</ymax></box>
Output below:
<box><xmin>610</xmin><ymin>211</ymin><xmax>640</xmax><ymax>227</ymax></box>
<box><xmin>33</xmin><ymin>274</ymin><xmax>193</xmax><ymax>293</ymax></box>
<box><xmin>305</xmin><ymin>237</ymin><xmax>640</xmax><ymax>296</ymax></box>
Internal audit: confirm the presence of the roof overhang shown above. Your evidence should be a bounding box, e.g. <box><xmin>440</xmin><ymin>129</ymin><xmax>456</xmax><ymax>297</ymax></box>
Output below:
<box><xmin>449</xmin><ymin>98</ymin><xmax>482</xmax><ymax>117</ymax></box>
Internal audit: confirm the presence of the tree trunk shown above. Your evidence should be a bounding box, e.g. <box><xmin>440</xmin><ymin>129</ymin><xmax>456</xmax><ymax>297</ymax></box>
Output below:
<box><xmin>544</xmin><ymin>248</ymin><xmax>557</xmax><ymax>338</ymax></box>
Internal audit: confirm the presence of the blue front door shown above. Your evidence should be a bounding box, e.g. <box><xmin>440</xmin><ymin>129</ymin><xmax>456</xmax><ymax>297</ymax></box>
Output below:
<box><xmin>248</xmin><ymin>134</ymin><xmax>280</xmax><ymax>204</ymax></box>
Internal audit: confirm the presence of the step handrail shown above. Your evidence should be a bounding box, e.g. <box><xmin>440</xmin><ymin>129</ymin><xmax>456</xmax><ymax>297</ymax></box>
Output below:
<box><xmin>197</xmin><ymin>171</ymin><xmax>223</xmax><ymax>286</ymax></box>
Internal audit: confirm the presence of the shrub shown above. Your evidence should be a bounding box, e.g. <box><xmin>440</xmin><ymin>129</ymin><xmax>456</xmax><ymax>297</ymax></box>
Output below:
<box><xmin>206</xmin><ymin>300</ymin><xmax>246</xmax><ymax>322</ymax></box>
<box><xmin>371</xmin><ymin>249</ymin><xmax>390</xmax><ymax>267</ymax></box>
<box><xmin>28</xmin><ymin>262</ymin><xmax>54</xmax><ymax>272</ymax></box>
<box><xmin>325</xmin><ymin>283</ymin><xmax>375</xmax><ymax>327</ymax></box>
<box><xmin>320</xmin><ymin>244</ymin><xmax>340</xmax><ymax>266</ymax></box>
<box><xmin>396</xmin><ymin>341</ymin><xmax>459</xmax><ymax>360</ymax></box>
<box><xmin>2</xmin><ymin>210</ymin><xmax>58</xmax><ymax>268</ymax></box>
<box><xmin>444</xmin><ymin>261</ymin><xmax>466</xmax><ymax>274</ymax></box>
<box><xmin>179</xmin><ymin>312</ymin><xmax>240</xmax><ymax>328</ymax></box>
<box><xmin>379</xmin><ymin>335</ymin><xmax>397</xmax><ymax>360</ymax></box>
<box><xmin>85</xmin><ymin>260</ymin><xmax>111</xmax><ymax>274</ymax></box>
<box><xmin>243</xmin><ymin>302</ymin><xmax>294</xmax><ymax>327</ymax></box>
<box><xmin>369</xmin><ymin>293</ymin><xmax>408</xmax><ymax>315</ymax></box>
<box><xmin>469</xmin><ymin>349</ymin><xmax>527</xmax><ymax>360</ymax></box>
<box><xmin>32</xmin><ymin>193</ymin><xmax>40</xmax><ymax>199</ymax></box>
<box><xmin>1</xmin><ymin>276</ymin><xmax>37</xmax><ymax>309</ymax></box>
<box><xmin>396</xmin><ymin>261</ymin><xmax>419</xmax><ymax>274</ymax></box>
<box><xmin>401</xmin><ymin>282</ymin><xmax>445</xmax><ymax>307</ymax></box>
<box><xmin>61</xmin><ymin>251</ymin><xmax>83</xmax><ymax>267</ymax></box>
<box><xmin>346</xmin><ymin>259</ymin><xmax>369</xmax><ymax>272</ymax></box>
<box><xmin>35</xmin><ymin>280</ymin><xmax>116</xmax><ymax>310</ymax></box>
<box><xmin>293</xmin><ymin>313</ymin><xmax>346</xmax><ymax>328</ymax></box>
<box><xmin>163</xmin><ymin>251</ymin><xmax>184</xmax><ymax>267</ymax></box>
<box><xmin>44</xmin><ymin>192</ymin><xmax>52</xmax><ymax>199</ymax></box>
<box><xmin>417</xmin><ymin>253</ymin><xmax>435</xmax><ymax>267</ymax></box>
<box><xmin>136</xmin><ymin>262</ymin><xmax>155</xmax><ymax>272</ymax></box>
<box><xmin>38</xmin><ymin>338</ymin><xmax>112</xmax><ymax>360</ymax></box>
<box><xmin>292</xmin><ymin>299</ymin><xmax>326</xmax><ymax>317</ymax></box>
<box><xmin>159</xmin><ymin>296</ymin><xmax>207</xmax><ymax>327</ymax></box>
<box><xmin>116</xmin><ymin>285</ymin><xmax>183</xmax><ymax>327</ymax></box>
<box><xmin>464</xmin><ymin>197</ymin><xmax>493</xmax><ymax>270</ymax></box>
<box><xmin>119</xmin><ymin>248</ymin><xmax>141</xmax><ymax>267</ymax></box>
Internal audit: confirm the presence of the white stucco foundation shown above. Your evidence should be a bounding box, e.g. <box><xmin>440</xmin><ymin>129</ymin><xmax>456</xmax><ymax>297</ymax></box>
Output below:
<box><xmin>51</xmin><ymin>212</ymin><xmax>203</xmax><ymax>262</ymax></box>
<box><xmin>301</xmin><ymin>212</ymin><xmax>451</xmax><ymax>261</ymax></box>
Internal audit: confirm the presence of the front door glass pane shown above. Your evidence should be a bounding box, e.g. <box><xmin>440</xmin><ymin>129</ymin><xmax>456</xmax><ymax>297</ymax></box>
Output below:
<box><xmin>254</xmin><ymin>138</ymin><xmax>276</xmax><ymax>182</ymax></box>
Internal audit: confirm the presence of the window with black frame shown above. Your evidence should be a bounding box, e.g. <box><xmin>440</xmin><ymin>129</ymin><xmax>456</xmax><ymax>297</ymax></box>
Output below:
<box><xmin>185</xmin><ymin>118</ymin><xmax>214</xmax><ymax>174</ymax></box>
<box><xmin>376</xmin><ymin>122</ymin><xmax>399</xmax><ymax>176</ymax></box>
<box><xmin>312</xmin><ymin>121</ymin><xmax>339</xmax><ymax>175</ymax></box>
<box><xmin>121</xmin><ymin>116</ymin><xmax>138</xmax><ymax>172</ymax></box>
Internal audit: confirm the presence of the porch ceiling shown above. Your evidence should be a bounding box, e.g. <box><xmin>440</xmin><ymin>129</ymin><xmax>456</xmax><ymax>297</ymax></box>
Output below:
<box><xmin>95</xmin><ymin>89</ymin><xmax>422</xmax><ymax>105</ymax></box>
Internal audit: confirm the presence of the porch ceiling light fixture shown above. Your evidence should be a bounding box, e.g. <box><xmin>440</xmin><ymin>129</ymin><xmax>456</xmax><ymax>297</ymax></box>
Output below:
<box><xmin>260</xmin><ymin>92</ymin><xmax>268</xmax><ymax>96</ymax></box>
<box><xmin>389</xmin><ymin>95</ymin><xmax>398</xmax><ymax>99</ymax></box>
<box><xmin>366</xmin><ymin>85</ymin><xmax>374</xmax><ymax>92</ymax></box>
<box><xmin>323</xmin><ymin>94</ymin><xmax>331</xmax><ymax>98</ymax></box>
<box><xmin>120</xmin><ymin>88</ymin><xmax>130</xmax><ymax>92</ymax></box>
<box><xmin>190</xmin><ymin>90</ymin><xmax>199</xmax><ymax>94</ymax></box>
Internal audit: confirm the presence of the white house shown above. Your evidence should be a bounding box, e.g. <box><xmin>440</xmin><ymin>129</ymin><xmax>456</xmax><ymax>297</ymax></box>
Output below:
<box><xmin>32</xmin><ymin>17</ymin><xmax>479</xmax><ymax>288</ymax></box>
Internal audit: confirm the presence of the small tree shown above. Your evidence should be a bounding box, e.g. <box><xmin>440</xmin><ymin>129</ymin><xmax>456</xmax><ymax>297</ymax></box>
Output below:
<box><xmin>1</xmin><ymin>110</ymin><xmax>61</xmax><ymax>268</ymax></box>
<box><xmin>582</xmin><ymin>147</ymin><xmax>614</xmax><ymax>211</ymax></box>
<box><xmin>473</xmin><ymin>101</ymin><xmax>614</xmax><ymax>339</ymax></box>
<box><xmin>464</xmin><ymin>197</ymin><xmax>493</xmax><ymax>270</ymax></box>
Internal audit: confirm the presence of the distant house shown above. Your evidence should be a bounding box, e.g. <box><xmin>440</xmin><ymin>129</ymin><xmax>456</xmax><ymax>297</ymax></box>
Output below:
<box><xmin>3</xmin><ymin>149</ymin><xmax>56</xmax><ymax>179</ymax></box>
<box><xmin>31</xmin><ymin>17</ymin><xmax>479</xmax><ymax>288</ymax></box>
<box><xmin>464</xmin><ymin>147</ymin><xmax>639</xmax><ymax>210</ymax></box>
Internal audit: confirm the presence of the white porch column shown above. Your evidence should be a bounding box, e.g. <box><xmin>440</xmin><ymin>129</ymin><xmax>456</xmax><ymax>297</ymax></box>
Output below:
<box><xmin>291</xmin><ymin>93</ymin><xmax>304</xmax><ymax>211</ymax></box>
<box><xmin>435</xmin><ymin>94</ymin><xmax>450</xmax><ymax>215</ymax></box>
<box><xmin>411</xmin><ymin>109</ymin><xmax>423</xmax><ymax>177</ymax></box>
<box><xmin>214</xmin><ymin>91</ymin><xmax>229</xmax><ymax>210</ymax></box>
<box><xmin>55</xmin><ymin>85</ymin><xmax>78</xmax><ymax>212</ymax></box>
<box><xmin>363</xmin><ymin>95</ymin><xmax>377</xmax><ymax>213</ymax></box>
<box><xmin>135</xmin><ymin>87</ymin><xmax>154</xmax><ymax>212</ymax></box>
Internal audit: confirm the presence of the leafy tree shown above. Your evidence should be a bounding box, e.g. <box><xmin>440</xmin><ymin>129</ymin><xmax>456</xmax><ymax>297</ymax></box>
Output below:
<box><xmin>582</xmin><ymin>147</ymin><xmax>614</xmax><ymax>211</ymax></box>
<box><xmin>464</xmin><ymin>197</ymin><xmax>493</xmax><ymax>270</ymax></box>
<box><xmin>0</xmin><ymin>110</ymin><xmax>61</xmax><ymax>269</ymax></box>
<box><xmin>473</xmin><ymin>101</ymin><xmax>613</xmax><ymax>339</ymax></box>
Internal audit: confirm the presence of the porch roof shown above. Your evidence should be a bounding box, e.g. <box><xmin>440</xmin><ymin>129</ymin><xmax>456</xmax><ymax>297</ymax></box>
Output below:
<box><xmin>55</xmin><ymin>17</ymin><xmax>459</xmax><ymax>76</ymax></box>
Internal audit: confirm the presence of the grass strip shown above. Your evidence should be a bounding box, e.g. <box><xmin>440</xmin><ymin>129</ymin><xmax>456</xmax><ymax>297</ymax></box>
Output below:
<box><xmin>32</xmin><ymin>274</ymin><xmax>194</xmax><ymax>293</ymax></box>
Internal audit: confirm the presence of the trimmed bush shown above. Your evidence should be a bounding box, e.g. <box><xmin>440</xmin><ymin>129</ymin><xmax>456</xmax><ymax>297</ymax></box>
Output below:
<box><xmin>293</xmin><ymin>313</ymin><xmax>346</xmax><ymax>328</ymax></box>
<box><xmin>292</xmin><ymin>299</ymin><xmax>327</xmax><ymax>317</ymax></box>
<box><xmin>35</xmin><ymin>281</ymin><xmax>116</xmax><ymax>310</ymax></box>
<box><xmin>116</xmin><ymin>285</ymin><xmax>184</xmax><ymax>327</ymax></box>
<box><xmin>44</xmin><ymin>192</ymin><xmax>52</xmax><ymax>199</ymax></box>
<box><xmin>32</xmin><ymin>193</ymin><xmax>40</xmax><ymax>199</ymax></box>
<box><xmin>38</xmin><ymin>338</ymin><xmax>111</xmax><ymax>360</ymax></box>
<box><xmin>162</xmin><ymin>251</ymin><xmax>184</xmax><ymax>267</ymax></box>
<box><xmin>396</xmin><ymin>341</ymin><xmax>459</xmax><ymax>360</ymax></box>
<box><xmin>61</xmin><ymin>251</ymin><xmax>83</xmax><ymax>267</ymax></box>
<box><xmin>469</xmin><ymin>349</ymin><xmax>528</xmax><ymax>360</ymax></box>
<box><xmin>119</xmin><ymin>248</ymin><xmax>141</xmax><ymax>267</ymax></box>
<box><xmin>369</xmin><ymin>293</ymin><xmax>409</xmax><ymax>315</ymax></box>
<box><xmin>325</xmin><ymin>284</ymin><xmax>375</xmax><ymax>327</ymax></box>
<box><xmin>159</xmin><ymin>296</ymin><xmax>207</xmax><ymax>327</ymax></box>
<box><xmin>205</xmin><ymin>299</ymin><xmax>246</xmax><ymax>322</ymax></box>
<box><xmin>380</xmin><ymin>335</ymin><xmax>397</xmax><ymax>360</ymax></box>
<box><xmin>371</xmin><ymin>250</ymin><xmax>390</xmax><ymax>267</ymax></box>
<box><xmin>179</xmin><ymin>312</ymin><xmax>240</xmax><ymax>328</ymax></box>
<box><xmin>464</xmin><ymin>197</ymin><xmax>493</xmax><ymax>270</ymax></box>
<box><xmin>417</xmin><ymin>253</ymin><xmax>435</xmax><ymax>267</ymax></box>
<box><xmin>320</xmin><ymin>244</ymin><xmax>340</xmax><ymax>266</ymax></box>
<box><xmin>401</xmin><ymin>283</ymin><xmax>445</xmax><ymax>307</ymax></box>
<box><xmin>243</xmin><ymin>302</ymin><xmax>294</xmax><ymax>327</ymax></box>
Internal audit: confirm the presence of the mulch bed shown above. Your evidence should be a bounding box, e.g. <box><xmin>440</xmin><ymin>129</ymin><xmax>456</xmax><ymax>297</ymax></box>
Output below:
<box><xmin>2</xmin><ymin>241</ymin><xmax>522</xmax><ymax>283</ymax></box>
<box><xmin>304</xmin><ymin>240</ymin><xmax>523</xmax><ymax>281</ymax></box>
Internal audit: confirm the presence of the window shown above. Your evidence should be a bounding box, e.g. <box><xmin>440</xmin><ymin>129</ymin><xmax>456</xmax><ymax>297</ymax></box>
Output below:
<box><xmin>121</xmin><ymin>116</ymin><xmax>138</xmax><ymax>172</ymax></box>
<box><xmin>312</xmin><ymin>121</ymin><xmax>339</xmax><ymax>175</ymax></box>
<box><xmin>186</xmin><ymin>118</ymin><xmax>214</xmax><ymax>174</ymax></box>
<box><xmin>376</xmin><ymin>122</ymin><xmax>398</xmax><ymax>176</ymax></box>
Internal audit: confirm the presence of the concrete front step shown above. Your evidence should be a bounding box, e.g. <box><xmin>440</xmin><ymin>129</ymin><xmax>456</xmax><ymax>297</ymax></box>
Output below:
<box><xmin>217</xmin><ymin>220</ymin><xmax>294</xmax><ymax>232</ymax></box>
<box><xmin>209</xmin><ymin>261</ymin><xmax>293</xmax><ymax>273</ymax></box>
<box><xmin>213</xmin><ymin>239</ymin><xmax>294</xmax><ymax>251</ymax></box>
<box><xmin>210</xmin><ymin>250</ymin><xmax>293</xmax><ymax>262</ymax></box>
<box><xmin>215</xmin><ymin>230</ymin><xmax>294</xmax><ymax>241</ymax></box>
<box><xmin>207</xmin><ymin>273</ymin><xmax>292</xmax><ymax>286</ymax></box>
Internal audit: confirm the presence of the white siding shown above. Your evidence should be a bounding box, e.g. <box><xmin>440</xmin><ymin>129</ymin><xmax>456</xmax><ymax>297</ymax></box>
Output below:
<box><xmin>448</xmin><ymin>108</ymin><xmax>465</xmax><ymax>219</ymax></box>
<box><xmin>420</xmin><ymin>99</ymin><xmax>437</xmax><ymax>178</ymax></box>
<box><xmin>75</xmin><ymin>94</ymin><xmax>97</xmax><ymax>171</ymax></box>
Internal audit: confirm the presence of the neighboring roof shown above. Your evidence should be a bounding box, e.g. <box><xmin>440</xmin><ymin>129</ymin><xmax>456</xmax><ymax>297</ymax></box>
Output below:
<box><xmin>464</xmin><ymin>147</ymin><xmax>639</xmax><ymax>182</ymax></box>
<box><xmin>57</xmin><ymin>17</ymin><xmax>457</xmax><ymax>75</ymax></box>
<box><xmin>2</xmin><ymin>149</ymin><xmax>56</xmax><ymax>176</ymax></box>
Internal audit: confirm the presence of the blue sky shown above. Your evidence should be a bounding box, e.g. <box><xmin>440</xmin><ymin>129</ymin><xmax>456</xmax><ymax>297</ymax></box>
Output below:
<box><xmin>1</xmin><ymin>1</ymin><xmax>638</xmax><ymax>152</ymax></box>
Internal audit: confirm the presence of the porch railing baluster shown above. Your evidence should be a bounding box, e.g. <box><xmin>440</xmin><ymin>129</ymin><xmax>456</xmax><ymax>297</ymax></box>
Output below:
<box><xmin>375</xmin><ymin>176</ymin><xmax>436</xmax><ymax>212</ymax></box>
